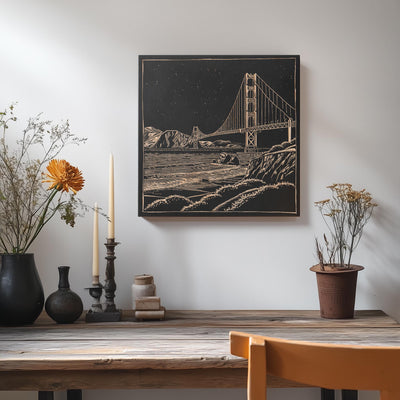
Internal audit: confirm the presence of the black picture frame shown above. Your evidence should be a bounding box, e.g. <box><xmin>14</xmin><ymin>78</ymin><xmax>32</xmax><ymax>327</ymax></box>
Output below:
<box><xmin>139</xmin><ymin>55</ymin><xmax>300</xmax><ymax>217</ymax></box>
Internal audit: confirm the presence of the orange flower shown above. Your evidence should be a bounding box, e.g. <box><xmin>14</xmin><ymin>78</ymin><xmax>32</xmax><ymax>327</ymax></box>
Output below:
<box><xmin>43</xmin><ymin>159</ymin><xmax>84</xmax><ymax>194</ymax></box>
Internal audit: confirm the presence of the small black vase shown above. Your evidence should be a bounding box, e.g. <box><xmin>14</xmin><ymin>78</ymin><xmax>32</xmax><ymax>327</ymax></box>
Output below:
<box><xmin>0</xmin><ymin>253</ymin><xmax>44</xmax><ymax>325</ymax></box>
<box><xmin>45</xmin><ymin>266</ymin><xmax>83</xmax><ymax>324</ymax></box>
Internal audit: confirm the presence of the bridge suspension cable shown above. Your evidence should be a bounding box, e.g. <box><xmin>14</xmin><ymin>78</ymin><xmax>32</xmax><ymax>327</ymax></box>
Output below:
<box><xmin>216</xmin><ymin>76</ymin><xmax>246</xmax><ymax>133</ymax></box>
<box><xmin>255</xmin><ymin>75</ymin><xmax>295</xmax><ymax>126</ymax></box>
<box><xmin>214</xmin><ymin>73</ymin><xmax>295</xmax><ymax>134</ymax></box>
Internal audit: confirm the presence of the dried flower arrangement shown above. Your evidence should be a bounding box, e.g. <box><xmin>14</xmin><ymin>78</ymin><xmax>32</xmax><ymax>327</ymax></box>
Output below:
<box><xmin>314</xmin><ymin>183</ymin><xmax>377</xmax><ymax>270</ymax></box>
<box><xmin>0</xmin><ymin>104</ymin><xmax>86</xmax><ymax>254</ymax></box>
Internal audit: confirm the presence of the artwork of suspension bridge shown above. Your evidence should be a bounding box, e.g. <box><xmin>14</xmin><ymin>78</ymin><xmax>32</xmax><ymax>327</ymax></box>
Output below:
<box><xmin>139</xmin><ymin>55</ymin><xmax>300</xmax><ymax>217</ymax></box>
<box><xmin>201</xmin><ymin>72</ymin><xmax>296</xmax><ymax>151</ymax></box>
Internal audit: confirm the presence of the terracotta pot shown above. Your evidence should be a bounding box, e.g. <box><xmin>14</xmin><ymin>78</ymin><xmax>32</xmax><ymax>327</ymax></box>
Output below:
<box><xmin>310</xmin><ymin>264</ymin><xmax>364</xmax><ymax>319</ymax></box>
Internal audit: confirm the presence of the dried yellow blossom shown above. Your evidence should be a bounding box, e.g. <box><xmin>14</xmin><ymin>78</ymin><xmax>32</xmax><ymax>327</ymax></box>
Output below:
<box><xmin>324</xmin><ymin>209</ymin><xmax>341</xmax><ymax>217</ymax></box>
<box><xmin>315</xmin><ymin>199</ymin><xmax>330</xmax><ymax>206</ymax></box>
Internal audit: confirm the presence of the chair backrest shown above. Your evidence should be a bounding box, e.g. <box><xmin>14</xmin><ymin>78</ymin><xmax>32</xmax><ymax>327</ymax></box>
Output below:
<box><xmin>230</xmin><ymin>331</ymin><xmax>400</xmax><ymax>400</ymax></box>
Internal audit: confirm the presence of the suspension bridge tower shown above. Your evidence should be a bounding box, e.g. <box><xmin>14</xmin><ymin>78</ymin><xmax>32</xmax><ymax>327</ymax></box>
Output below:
<box><xmin>245</xmin><ymin>73</ymin><xmax>258</xmax><ymax>152</ymax></box>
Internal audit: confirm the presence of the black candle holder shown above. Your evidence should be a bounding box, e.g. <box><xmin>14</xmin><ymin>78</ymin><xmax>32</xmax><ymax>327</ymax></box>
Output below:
<box><xmin>85</xmin><ymin>238</ymin><xmax>121</xmax><ymax>322</ymax></box>
<box><xmin>85</xmin><ymin>283</ymin><xmax>103</xmax><ymax>315</ymax></box>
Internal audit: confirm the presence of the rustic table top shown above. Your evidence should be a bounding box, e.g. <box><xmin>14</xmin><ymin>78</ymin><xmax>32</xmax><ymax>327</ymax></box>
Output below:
<box><xmin>0</xmin><ymin>310</ymin><xmax>398</xmax><ymax>391</ymax></box>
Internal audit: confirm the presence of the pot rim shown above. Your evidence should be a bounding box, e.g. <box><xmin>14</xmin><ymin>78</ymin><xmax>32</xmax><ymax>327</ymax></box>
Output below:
<box><xmin>310</xmin><ymin>264</ymin><xmax>364</xmax><ymax>274</ymax></box>
<box><xmin>1</xmin><ymin>253</ymin><xmax>34</xmax><ymax>256</ymax></box>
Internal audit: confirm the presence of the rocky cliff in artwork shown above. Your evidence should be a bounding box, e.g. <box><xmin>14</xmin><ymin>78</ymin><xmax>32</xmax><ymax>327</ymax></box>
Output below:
<box><xmin>143</xmin><ymin>126</ymin><xmax>239</xmax><ymax>149</ymax></box>
<box><xmin>143</xmin><ymin>127</ymin><xmax>164</xmax><ymax>148</ymax></box>
<box><xmin>244</xmin><ymin>139</ymin><xmax>296</xmax><ymax>184</ymax></box>
<box><xmin>154</xmin><ymin>129</ymin><xmax>193</xmax><ymax>148</ymax></box>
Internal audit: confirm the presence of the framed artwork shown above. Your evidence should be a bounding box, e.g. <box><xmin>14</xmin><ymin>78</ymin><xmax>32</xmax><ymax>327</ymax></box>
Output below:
<box><xmin>139</xmin><ymin>55</ymin><xmax>300</xmax><ymax>217</ymax></box>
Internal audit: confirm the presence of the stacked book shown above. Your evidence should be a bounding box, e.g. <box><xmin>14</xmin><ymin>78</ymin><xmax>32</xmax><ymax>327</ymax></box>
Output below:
<box><xmin>135</xmin><ymin>296</ymin><xmax>165</xmax><ymax>320</ymax></box>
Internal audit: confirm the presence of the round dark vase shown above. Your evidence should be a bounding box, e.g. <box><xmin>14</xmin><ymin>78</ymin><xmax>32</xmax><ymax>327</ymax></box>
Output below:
<box><xmin>0</xmin><ymin>253</ymin><xmax>44</xmax><ymax>325</ymax></box>
<box><xmin>45</xmin><ymin>266</ymin><xmax>83</xmax><ymax>324</ymax></box>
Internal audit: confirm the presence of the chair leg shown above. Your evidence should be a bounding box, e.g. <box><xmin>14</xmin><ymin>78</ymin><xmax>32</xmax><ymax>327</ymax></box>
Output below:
<box><xmin>321</xmin><ymin>388</ymin><xmax>335</xmax><ymax>400</ymax></box>
<box><xmin>67</xmin><ymin>389</ymin><xmax>83</xmax><ymax>400</ymax></box>
<box><xmin>342</xmin><ymin>390</ymin><xmax>358</xmax><ymax>400</ymax></box>
<box><xmin>321</xmin><ymin>389</ymin><xmax>335</xmax><ymax>400</ymax></box>
<box><xmin>38</xmin><ymin>392</ymin><xmax>54</xmax><ymax>400</ymax></box>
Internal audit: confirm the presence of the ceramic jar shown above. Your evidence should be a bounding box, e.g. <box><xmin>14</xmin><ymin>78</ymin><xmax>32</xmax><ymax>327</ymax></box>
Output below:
<box><xmin>132</xmin><ymin>274</ymin><xmax>156</xmax><ymax>309</ymax></box>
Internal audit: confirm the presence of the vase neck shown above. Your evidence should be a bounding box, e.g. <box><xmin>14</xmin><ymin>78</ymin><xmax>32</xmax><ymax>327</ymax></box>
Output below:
<box><xmin>58</xmin><ymin>266</ymin><xmax>70</xmax><ymax>289</ymax></box>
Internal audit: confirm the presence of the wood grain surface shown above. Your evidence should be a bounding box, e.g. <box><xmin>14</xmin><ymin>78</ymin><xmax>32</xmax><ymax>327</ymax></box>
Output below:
<box><xmin>0</xmin><ymin>310</ymin><xmax>398</xmax><ymax>391</ymax></box>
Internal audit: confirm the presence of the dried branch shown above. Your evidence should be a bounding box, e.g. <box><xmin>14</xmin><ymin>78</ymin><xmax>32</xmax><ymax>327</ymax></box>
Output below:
<box><xmin>0</xmin><ymin>104</ymin><xmax>87</xmax><ymax>254</ymax></box>
<box><xmin>314</xmin><ymin>183</ymin><xmax>377</xmax><ymax>268</ymax></box>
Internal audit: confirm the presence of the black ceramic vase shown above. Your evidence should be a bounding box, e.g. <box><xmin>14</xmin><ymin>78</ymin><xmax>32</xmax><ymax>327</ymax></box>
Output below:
<box><xmin>45</xmin><ymin>266</ymin><xmax>83</xmax><ymax>324</ymax></box>
<box><xmin>0</xmin><ymin>253</ymin><xmax>44</xmax><ymax>325</ymax></box>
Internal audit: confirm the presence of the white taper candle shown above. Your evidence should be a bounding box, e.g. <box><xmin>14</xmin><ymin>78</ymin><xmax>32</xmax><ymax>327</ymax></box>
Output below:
<box><xmin>92</xmin><ymin>202</ymin><xmax>99</xmax><ymax>284</ymax></box>
<box><xmin>108</xmin><ymin>154</ymin><xmax>115</xmax><ymax>239</ymax></box>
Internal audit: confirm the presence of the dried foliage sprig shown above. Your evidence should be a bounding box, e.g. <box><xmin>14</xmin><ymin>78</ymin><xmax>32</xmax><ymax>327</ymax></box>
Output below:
<box><xmin>0</xmin><ymin>104</ymin><xmax>87</xmax><ymax>254</ymax></box>
<box><xmin>315</xmin><ymin>183</ymin><xmax>377</xmax><ymax>269</ymax></box>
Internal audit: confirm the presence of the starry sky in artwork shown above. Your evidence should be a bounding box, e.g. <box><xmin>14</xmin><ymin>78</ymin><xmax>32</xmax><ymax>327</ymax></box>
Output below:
<box><xmin>141</xmin><ymin>57</ymin><xmax>297</xmax><ymax>135</ymax></box>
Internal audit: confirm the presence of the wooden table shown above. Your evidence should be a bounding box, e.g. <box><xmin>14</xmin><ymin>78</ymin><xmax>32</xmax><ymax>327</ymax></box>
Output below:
<box><xmin>0</xmin><ymin>310</ymin><xmax>399</xmax><ymax>399</ymax></box>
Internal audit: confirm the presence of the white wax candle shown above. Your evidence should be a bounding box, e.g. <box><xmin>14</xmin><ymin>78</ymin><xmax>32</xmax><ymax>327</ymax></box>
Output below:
<box><xmin>92</xmin><ymin>202</ymin><xmax>99</xmax><ymax>284</ymax></box>
<box><xmin>108</xmin><ymin>154</ymin><xmax>115</xmax><ymax>239</ymax></box>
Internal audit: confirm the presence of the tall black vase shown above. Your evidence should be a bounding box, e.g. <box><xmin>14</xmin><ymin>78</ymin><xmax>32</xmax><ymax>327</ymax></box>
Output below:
<box><xmin>45</xmin><ymin>266</ymin><xmax>83</xmax><ymax>324</ymax></box>
<box><xmin>0</xmin><ymin>254</ymin><xmax>44</xmax><ymax>325</ymax></box>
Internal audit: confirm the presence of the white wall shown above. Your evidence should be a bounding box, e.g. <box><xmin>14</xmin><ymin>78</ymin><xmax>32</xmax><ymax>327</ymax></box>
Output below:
<box><xmin>1</xmin><ymin>0</ymin><xmax>399</xmax><ymax>399</ymax></box>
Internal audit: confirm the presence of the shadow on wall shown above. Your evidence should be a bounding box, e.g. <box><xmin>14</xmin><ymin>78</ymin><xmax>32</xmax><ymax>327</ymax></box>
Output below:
<box><xmin>136</xmin><ymin>219</ymin><xmax>195</xmax><ymax>309</ymax></box>
<box><xmin>363</xmin><ymin>204</ymin><xmax>400</xmax><ymax>322</ymax></box>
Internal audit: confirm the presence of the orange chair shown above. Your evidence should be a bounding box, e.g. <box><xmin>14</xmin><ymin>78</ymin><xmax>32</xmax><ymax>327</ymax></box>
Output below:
<box><xmin>230</xmin><ymin>331</ymin><xmax>400</xmax><ymax>400</ymax></box>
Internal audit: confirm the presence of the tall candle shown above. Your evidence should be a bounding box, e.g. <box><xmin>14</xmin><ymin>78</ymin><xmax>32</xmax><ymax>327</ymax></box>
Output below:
<box><xmin>92</xmin><ymin>202</ymin><xmax>99</xmax><ymax>284</ymax></box>
<box><xmin>108</xmin><ymin>154</ymin><xmax>115</xmax><ymax>239</ymax></box>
